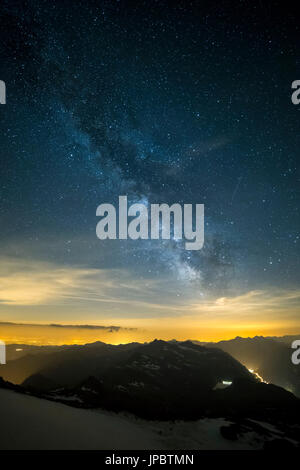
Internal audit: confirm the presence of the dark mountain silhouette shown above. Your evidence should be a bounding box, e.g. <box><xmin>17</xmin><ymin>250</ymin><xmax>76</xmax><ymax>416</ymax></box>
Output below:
<box><xmin>1</xmin><ymin>340</ymin><xmax>300</xmax><ymax>447</ymax></box>
<box><xmin>0</xmin><ymin>376</ymin><xmax>24</xmax><ymax>393</ymax></box>
<box><xmin>63</xmin><ymin>339</ymin><xmax>257</xmax><ymax>419</ymax></box>
<box><xmin>3</xmin><ymin>338</ymin><xmax>298</xmax><ymax>425</ymax></box>
<box><xmin>22</xmin><ymin>373</ymin><xmax>61</xmax><ymax>392</ymax></box>
<box><xmin>4</xmin><ymin>336</ymin><xmax>300</xmax><ymax>399</ymax></box>
<box><xmin>1</xmin><ymin>341</ymin><xmax>138</xmax><ymax>386</ymax></box>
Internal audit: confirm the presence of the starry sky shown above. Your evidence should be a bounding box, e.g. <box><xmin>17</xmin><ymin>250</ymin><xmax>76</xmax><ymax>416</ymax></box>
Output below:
<box><xmin>0</xmin><ymin>0</ymin><xmax>299</xmax><ymax>343</ymax></box>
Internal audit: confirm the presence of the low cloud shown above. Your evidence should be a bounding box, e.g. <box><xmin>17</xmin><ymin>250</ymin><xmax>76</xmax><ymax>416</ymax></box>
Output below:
<box><xmin>0</xmin><ymin>258</ymin><xmax>299</xmax><ymax>332</ymax></box>
<box><xmin>0</xmin><ymin>321</ymin><xmax>134</xmax><ymax>332</ymax></box>
<box><xmin>185</xmin><ymin>289</ymin><xmax>300</xmax><ymax>328</ymax></box>
<box><xmin>0</xmin><ymin>257</ymin><xmax>184</xmax><ymax>315</ymax></box>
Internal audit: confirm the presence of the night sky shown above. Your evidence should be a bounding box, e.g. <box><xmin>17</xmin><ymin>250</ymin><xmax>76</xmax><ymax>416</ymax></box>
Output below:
<box><xmin>0</xmin><ymin>0</ymin><xmax>299</xmax><ymax>342</ymax></box>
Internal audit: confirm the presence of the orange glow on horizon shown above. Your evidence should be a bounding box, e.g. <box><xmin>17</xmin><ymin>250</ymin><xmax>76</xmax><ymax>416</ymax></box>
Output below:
<box><xmin>0</xmin><ymin>321</ymin><xmax>299</xmax><ymax>346</ymax></box>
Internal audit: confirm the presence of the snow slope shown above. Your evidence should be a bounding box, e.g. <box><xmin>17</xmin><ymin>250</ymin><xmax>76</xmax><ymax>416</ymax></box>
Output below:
<box><xmin>0</xmin><ymin>388</ymin><xmax>160</xmax><ymax>450</ymax></box>
<box><xmin>0</xmin><ymin>388</ymin><xmax>289</xmax><ymax>450</ymax></box>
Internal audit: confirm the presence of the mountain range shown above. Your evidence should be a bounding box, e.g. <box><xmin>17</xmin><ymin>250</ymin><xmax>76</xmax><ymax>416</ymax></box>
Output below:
<box><xmin>1</xmin><ymin>337</ymin><xmax>300</xmax><ymax>448</ymax></box>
